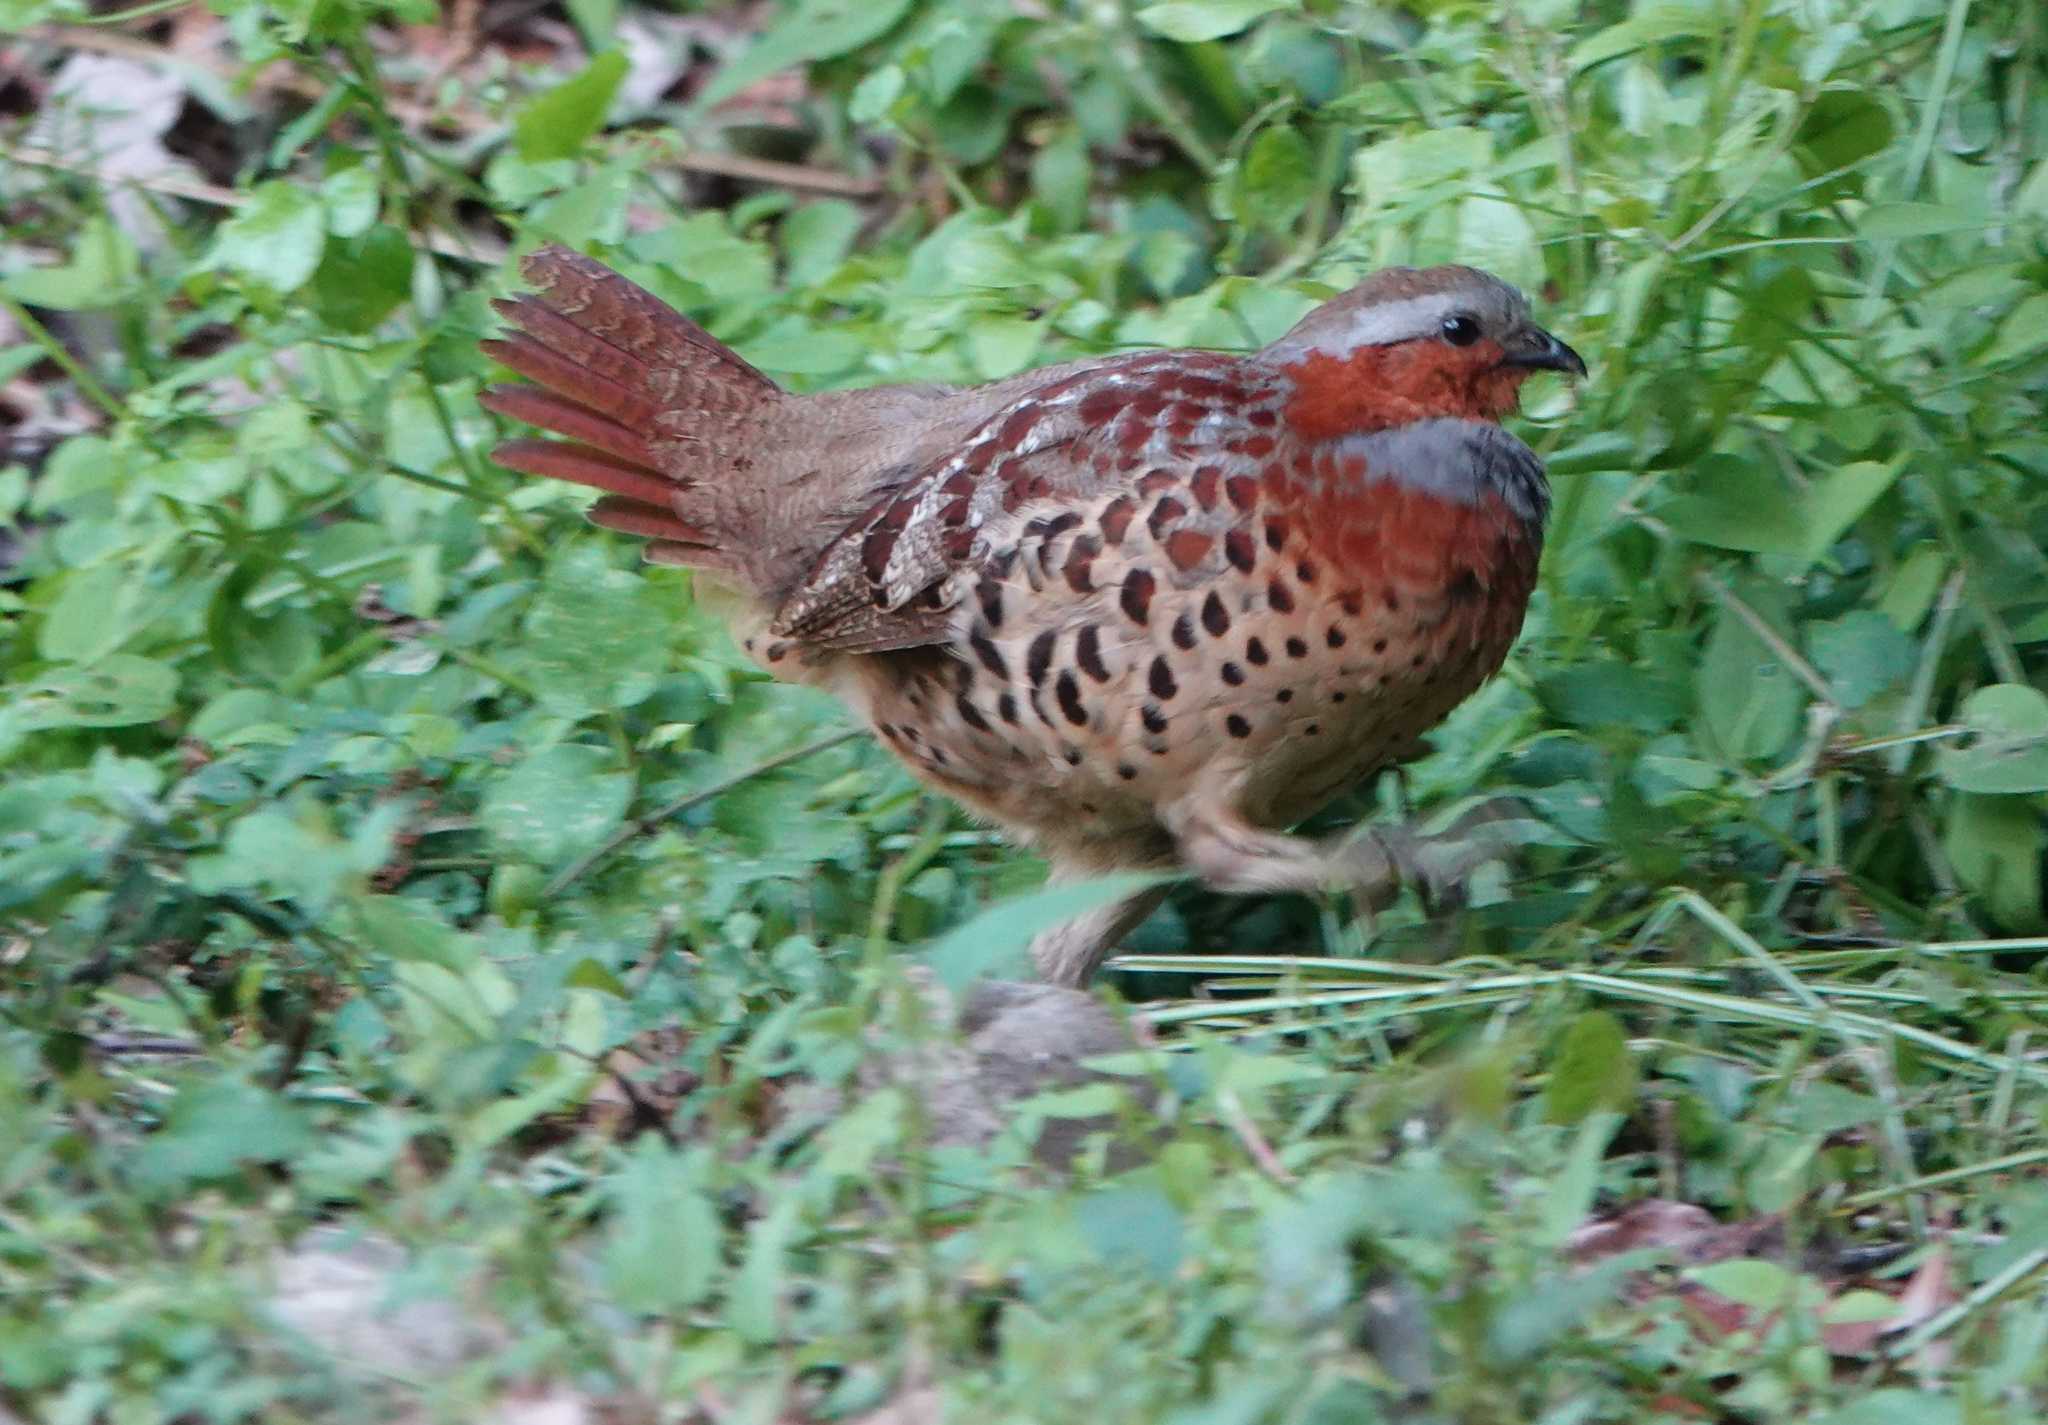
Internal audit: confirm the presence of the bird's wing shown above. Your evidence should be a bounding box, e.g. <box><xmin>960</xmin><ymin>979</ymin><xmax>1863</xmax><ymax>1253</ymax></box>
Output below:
<box><xmin>771</xmin><ymin>350</ymin><xmax>1260</xmax><ymax>654</ymax></box>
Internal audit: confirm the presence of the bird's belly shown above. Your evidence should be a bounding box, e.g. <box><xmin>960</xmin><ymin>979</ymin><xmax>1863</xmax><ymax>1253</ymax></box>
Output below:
<box><xmin>854</xmin><ymin>470</ymin><xmax>1540</xmax><ymax>859</ymax></box>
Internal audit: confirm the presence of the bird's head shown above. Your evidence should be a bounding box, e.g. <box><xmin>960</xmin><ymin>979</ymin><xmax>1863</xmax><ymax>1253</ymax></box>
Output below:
<box><xmin>1262</xmin><ymin>266</ymin><xmax>1584</xmax><ymax>441</ymax></box>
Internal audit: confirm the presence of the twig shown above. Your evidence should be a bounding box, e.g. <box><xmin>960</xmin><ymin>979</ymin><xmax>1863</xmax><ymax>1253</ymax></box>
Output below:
<box><xmin>545</xmin><ymin>728</ymin><xmax>863</xmax><ymax>896</ymax></box>
<box><xmin>1217</xmin><ymin>1088</ymin><xmax>1298</xmax><ymax>1186</ymax></box>
<box><xmin>1693</xmin><ymin>570</ymin><xmax>1837</xmax><ymax>704</ymax></box>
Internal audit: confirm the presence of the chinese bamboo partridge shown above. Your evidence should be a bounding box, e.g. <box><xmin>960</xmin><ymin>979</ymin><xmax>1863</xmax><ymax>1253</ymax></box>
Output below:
<box><xmin>481</xmin><ymin>246</ymin><xmax>1584</xmax><ymax>984</ymax></box>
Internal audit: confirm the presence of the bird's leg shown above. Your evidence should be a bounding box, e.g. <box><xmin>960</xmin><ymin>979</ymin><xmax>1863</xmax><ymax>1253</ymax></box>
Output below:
<box><xmin>1028</xmin><ymin>874</ymin><xmax>1175</xmax><ymax>987</ymax></box>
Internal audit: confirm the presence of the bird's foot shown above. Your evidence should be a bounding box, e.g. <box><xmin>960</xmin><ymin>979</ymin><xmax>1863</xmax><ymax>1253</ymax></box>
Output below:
<box><xmin>1333</xmin><ymin>799</ymin><xmax>1528</xmax><ymax>917</ymax></box>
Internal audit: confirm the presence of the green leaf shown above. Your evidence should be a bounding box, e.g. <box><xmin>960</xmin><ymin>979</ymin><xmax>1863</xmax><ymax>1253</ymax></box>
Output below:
<box><xmin>13</xmin><ymin>656</ymin><xmax>177</xmax><ymax>730</ymax></box>
<box><xmin>514</xmin><ymin>51</ymin><xmax>628</xmax><ymax>162</ymax></box>
<box><xmin>1</xmin><ymin>216</ymin><xmax>138</xmax><ymax>309</ymax></box>
<box><xmin>519</xmin><ymin>542</ymin><xmax>674</xmax><ymax>712</ymax></box>
<box><xmin>697</xmin><ymin>0</ymin><xmax>915</xmax><ymax>109</ymax></box>
<box><xmin>602</xmin><ymin>1140</ymin><xmax>721</xmax><ymax>1312</ymax></box>
<box><xmin>1567</xmin><ymin>4</ymin><xmax>1721</xmax><ymax>72</ymax></box>
<box><xmin>1945</xmin><ymin>793</ymin><xmax>2043</xmax><ymax>929</ymax></box>
<box><xmin>1939</xmin><ymin>684</ymin><xmax>2048</xmax><ymax>794</ymax></box>
<box><xmin>1544</xmin><ymin>1011</ymin><xmax>1636</xmax><ymax>1124</ymax></box>
<box><xmin>480</xmin><ymin>744</ymin><xmax>633</xmax><ymax>869</ymax></box>
<box><xmin>1077</xmin><ymin>1184</ymin><xmax>1184</xmax><ymax>1281</ymax></box>
<box><xmin>1798</xmin><ymin>460</ymin><xmax>1901</xmax><ymax>565</ymax></box>
<box><xmin>128</xmin><ymin>1076</ymin><xmax>312</xmax><ymax>1191</ymax></box>
<box><xmin>311</xmin><ymin>224</ymin><xmax>415</xmax><ymax>334</ymax></box>
<box><xmin>1137</xmin><ymin>0</ymin><xmax>1292</xmax><ymax>42</ymax></box>
<box><xmin>1660</xmin><ymin>458</ymin><xmax>1805</xmax><ymax>555</ymax></box>
<box><xmin>352</xmin><ymin>894</ymin><xmax>476</xmax><ymax>970</ymax></box>
<box><xmin>1696</xmin><ymin>586</ymin><xmax>1804</xmax><ymax>765</ymax></box>
<box><xmin>1238</xmin><ymin>125</ymin><xmax>1313</xmax><ymax>228</ymax></box>
<box><xmin>1808</xmin><ymin>612</ymin><xmax>1914</xmax><ymax>709</ymax></box>
<box><xmin>1687</xmin><ymin>1257</ymin><xmax>1799</xmax><ymax>1310</ymax></box>
<box><xmin>208</xmin><ymin>182</ymin><xmax>328</xmax><ymax>293</ymax></box>
<box><xmin>1979</xmin><ymin>292</ymin><xmax>2048</xmax><ymax>366</ymax></box>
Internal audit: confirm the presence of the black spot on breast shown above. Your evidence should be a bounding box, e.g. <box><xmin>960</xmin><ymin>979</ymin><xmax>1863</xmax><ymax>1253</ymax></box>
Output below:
<box><xmin>1221</xmin><ymin>662</ymin><xmax>1244</xmax><ymax>686</ymax></box>
<box><xmin>1333</xmin><ymin>691</ymin><xmax>1347</xmax><ymax>703</ymax></box>
<box><xmin>1201</xmin><ymin>591</ymin><xmax>1230</xmax><ymax>637</ymax></box>
<box><xmin>976</xmin><ymin>582</ymin><xmax>1005</xmax><ymax>629</ymax></box>
<box><xmin>1141</xmin><ymin>704</ymin><xmax>1167</xmax><ymax>734</ymax></box>
<box><xmin>1120</xmin><ymin>569</ymin><xmax>1156</xmax><ymax>625</ymax></box>
<box><xmin>1117</xmin><ymin>763</ymin><xmax>1137</xmax><ymax>781</ymax></box>
<box><xmin>1276</xmin><ymin>689</ymin><xmax>1293</xmax><ymax>704</ymax></box>
<box><xmin>1055</xmin><ymin>671</ymin><xmax>1088</xmax><ymax>726</ymax></box>
<box><xmin>1075</xmin><ymin>625</ymin><xmax>1111</xmax><ymax>682</ymax></box>
<box><xmin>1027</xmin><ymin>630</ymin><xmax>1057</xmax><ymax>687</ymax></box>
<box><xmin>970</xmin><ymin>629</ymin><xmax>1008</xmax><ymax>677</ymax></box>
<box><xmin>1372</xmin><ymin>638</ymin><xmax>1389</xmax><ymax>655</ymax></box>
<box><xmin>998</xmin><ymin>693</ymin><xmax>1019</xmax><ymax>724</ymax></box>
<box><xmin>1268</xmin><ymin>579</ymin><xmax>1295</xmax><ymax>614</ymax></box>
<box><xmin>1172</xmin><ymin>613</ymin><xmax>1196</xmax><ymax>650</ymax></box>
<box><xmin>1296</xmin><ymin>559</ymin><xmax>1318</xmax><ymax>584</ymax></box>
<box><xmin>1448</xmin><ymin>568</ymin><xmax>1482</xmax><ymax>602</ymax></box>
<box><xmin>1147</xmin><ymin>496</ymin><xmax>1187</xmax><ymax>541</ymax></box>
<box><xmin>1064</xmin><ymin>745</ymin><xmax>1083</xmax><ymax>765</ymax></box>
<box><xmin>1286</xmin><ymin>637</ymin><xmax>1309</xmax><ymax>659</ymax></box>
<box><xmin>1149</xmin><ymin>657</ymin><xmax>1178</xmax><ymax>701</ymax></box>
<box><xmin>1385</xmin><ymin>589</ymin><xmax>1402</xmax><ymax>612</ymax></box>
<box><xmin>1306</xmin><ymin>723</ymin><xmax>1321</xmax><ymax>736</ymax></box>
<box><xmin>1246</xmin><ymin>637</ymin><xmax>1269</xmax><ymax>666</ymax></box>
<box><xmin>957</xmin><ymin>694</ymin><xmax>991</xmax><ymax>733</ymax></box>
<box><xmin>1224</xmin><ymin>529</ymin><xmax>1256</xmax><ymax>572</ymax></box>
<box><xmin>1225</xmin><ymin>714</ymin><xmax>1251</xmax><ymax>738</ymax></box>
<box><xmin>1326</xmin><ymin>626</ymin><xmax>1347</xmax><ymax>649</ymax></box>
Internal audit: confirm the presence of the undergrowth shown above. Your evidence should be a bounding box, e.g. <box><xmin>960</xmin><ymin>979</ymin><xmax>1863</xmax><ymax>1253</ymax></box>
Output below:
<box><xmin>1</xmin><ymin>0</ymin><xmax>2046</xmax><ymax>1420</ymax></box>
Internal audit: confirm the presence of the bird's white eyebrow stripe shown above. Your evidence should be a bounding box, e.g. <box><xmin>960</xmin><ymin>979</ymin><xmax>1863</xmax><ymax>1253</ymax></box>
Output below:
<box><xmin>1272</xmin><ymin>293</ymin><xmax>1463</xmax><ymax>356</ymax></box>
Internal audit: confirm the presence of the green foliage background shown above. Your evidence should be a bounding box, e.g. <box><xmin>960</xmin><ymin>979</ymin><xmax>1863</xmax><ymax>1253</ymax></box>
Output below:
<box><xmin>2</xmin><ymin>0</ymin><xmax>2047</xmax><ymax>1418</ymax></box>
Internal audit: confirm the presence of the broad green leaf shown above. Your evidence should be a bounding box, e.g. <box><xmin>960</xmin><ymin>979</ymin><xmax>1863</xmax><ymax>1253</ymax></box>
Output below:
<box><xmin>1696</xmin><ymin>586</ymin><xmax>1804</xmax><ymax>764</ymax></box>
<box><xmin>602</xmin><ymin>1140</ymin><xmax>720</xmax><ymax>1312</ymax></box>
<box><xmin>1544</xmin><ymin>1011</ymin><xmax>1636</xmax><ymax>1124</ymax></box>
<box><xmin>1799</xmin><ymin>460</ymin><xmax>1901</xmax><ymax>564</ymax></box>
<box><xmin>1136</xmin><ymin>0</ymin><xmax>1291</xmax><ymax>42</ymax></box>
<box><xmin>1687</xmin><ymin>1257</ymin><xmax>1800</xmax><ymax>1310</ymax></box>
<box><xmin>1945</xmin><ymin>793</ymin><xmax>2043</xmax><ymax>928</ymax></box>
<box><xmin>1</xmin><ymin>216</ymin><xmax>138</xmax><ymax>309</ymax></box>
<box><xmin>1660</xmin><ymin>458</ymin><xmax>1805</xmax><ymax>555</ymax></box>
<box><xmin>352</xmin><ymin>894</ymin><xmax>476</xmax><ymax>970</ymax></box>
<box><xmin>1857</xmin><ymin>202</ymin><xmax>1982</xmax><ymax>240</ymax></box>
<box><xmin>1568</xmin><ymin>4</ymin><xmax>1721</xmax><ymax>72</ymax></box>
<box><xmin>312</xmin><ymin>225</ymin><xmax>415</xmax><ymax>334</ymax></box>
<box><xmin>1076</xmin><ymin>1184</ymin><xmax>1184</xmax><ymax>1280</ymax></box>
<box><xmin>697</xmin><ymin>0</ymin><xmax>915</xmax><ymax>109</ymax></box>
<box><xmin>14</xmin><ymin>656</ymin><xmax>177</xmax><ymax>730</ymax></box>
<box><xmin>1238</xmin><ymin>125</ymin><xmax>1313</xmax><ymax>228</ymax></box>
<box><xmin>128</xmin><ymin>1076</ymin><xmax>312</xmax><ymax>1191</ymax></box>
<box><xmin>480</xmin><ymin>744</ymin><xmax>633</xmax><ymax>869</ymax></box>
<box><xmin>1807</xmin><ymin>611</ymin><xmax>1914</xmax><ymax>709</ymax></box>
<box><xmin>518</xmin><ymin>542</ymin><xmax>673</xmax><ymax>712</ymax></box>
<box><xmin>514</xmin><ymin>51</ymin><xmax>628</xmax><ymax>162</ymax></box>
<box><xmin>1939</xmin><ymin>684</ymin><xmax>2048</xmax><ymax>794</ymax></box>
<box><xmin>1980</xmin><ymin>292</ymin><xmax>2048</xmax><ymax>365</ymax></box>
<box><xmin>208</xmin><ymin>182</ymin><xmax>327</xmax><ymax>293</ymax></box>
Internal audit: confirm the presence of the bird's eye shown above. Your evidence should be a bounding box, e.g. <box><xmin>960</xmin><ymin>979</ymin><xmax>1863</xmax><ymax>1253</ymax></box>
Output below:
<box><xmin>1440</xmin><ymin>314</ymin><xmax>1482</xmax><ymax>347</ymax></box>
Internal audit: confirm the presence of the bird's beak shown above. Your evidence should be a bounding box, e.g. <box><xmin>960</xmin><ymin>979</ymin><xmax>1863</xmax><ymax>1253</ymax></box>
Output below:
<box><xmin>1501</xmin><ymin>326</ymin><xmax>1586</xmax><ymax>377</ymax></box>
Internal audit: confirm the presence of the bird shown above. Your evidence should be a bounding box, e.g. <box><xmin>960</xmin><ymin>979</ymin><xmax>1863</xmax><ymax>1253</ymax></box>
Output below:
<box><xmin>479</xmin><ymin>245</ymin><xmax>1585</xmax><ymax>985</ymax></box>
